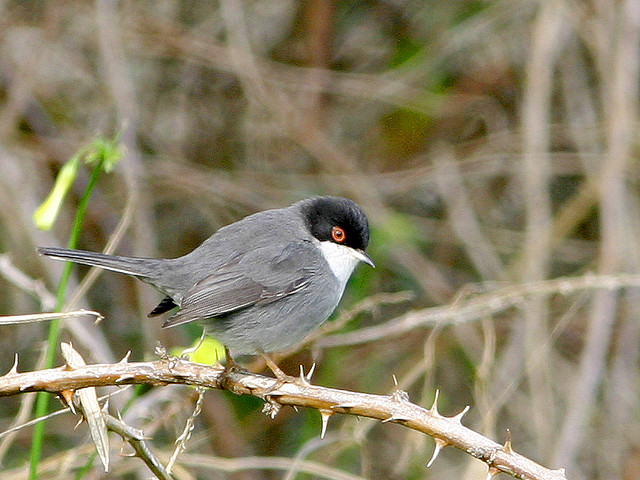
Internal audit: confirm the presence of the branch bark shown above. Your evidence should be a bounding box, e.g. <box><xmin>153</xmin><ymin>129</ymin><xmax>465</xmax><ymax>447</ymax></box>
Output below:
<box><xmin>0</xmin><ymin>355</ymin><xmax>567</xmax><ymax>480</ymax></box>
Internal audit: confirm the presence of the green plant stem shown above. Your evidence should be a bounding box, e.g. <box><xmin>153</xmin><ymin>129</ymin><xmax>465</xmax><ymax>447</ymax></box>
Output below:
<box><xmin>29</xmin><ymin>159</ymin><xmax>106</xmax><ymax>480</ymax></box>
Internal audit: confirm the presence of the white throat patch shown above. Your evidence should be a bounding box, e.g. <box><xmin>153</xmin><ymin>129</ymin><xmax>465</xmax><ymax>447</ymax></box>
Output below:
<box><xmin>318</xmin><ymin>240</ymin><xmax>361</xmax><ymax>293</ymax></box>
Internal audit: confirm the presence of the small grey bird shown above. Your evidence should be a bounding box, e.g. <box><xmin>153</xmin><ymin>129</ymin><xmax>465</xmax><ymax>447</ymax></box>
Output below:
<box><xmin>38</xmin><ymin>196</ymin><xmax>374</xmax><ymax>355</ymax></box>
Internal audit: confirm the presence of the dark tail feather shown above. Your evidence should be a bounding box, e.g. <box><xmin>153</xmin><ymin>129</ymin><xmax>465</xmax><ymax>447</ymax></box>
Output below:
<box><xmin>147</xmin><ymin>296</ymin><xmax>177</xmax><ymax>317</ymax></box>
<box><xmin>37</xmin><ymin>246</ymin><xmax>160</xmax><ymax>279</ymax></box>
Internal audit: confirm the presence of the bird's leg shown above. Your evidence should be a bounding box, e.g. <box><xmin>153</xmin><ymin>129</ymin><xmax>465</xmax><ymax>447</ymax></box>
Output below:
<box><xmin>258</xmin><ymin>350</ymin><xmax>309</xmax><ymax>395</ymax></box>
<box><xmin>217</xmin><ymin>346</ymin><xmax>250</xmax><ymax>390</ymax></box>
<box><xmin>259</xmin><ymin>351</ymin><xmax>294</xmax><ymax>382</ymax></box>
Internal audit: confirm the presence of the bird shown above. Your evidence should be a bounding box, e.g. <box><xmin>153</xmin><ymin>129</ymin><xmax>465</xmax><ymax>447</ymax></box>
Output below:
<box><xmin>38</xmin><ymin>196</ymin><xmax>374</xmax><ymax>357</ymax></box>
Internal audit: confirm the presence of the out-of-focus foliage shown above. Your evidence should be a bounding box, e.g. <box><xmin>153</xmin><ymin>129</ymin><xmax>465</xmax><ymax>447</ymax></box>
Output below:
<box><xmin>33</xmin><ymin>134</ymin><xmax>123</xmax><ymax>230</ymax></box>
<box><xmin>0</xmin><ymin>1</ymin><xmax>638</xmax><ymax>479</ymax></box>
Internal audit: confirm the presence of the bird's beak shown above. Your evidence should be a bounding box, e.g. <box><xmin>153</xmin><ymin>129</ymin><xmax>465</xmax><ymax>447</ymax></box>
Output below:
<box><xmin>352</xmin><ymin>248</ymin><xmax>375</xmax><ymax>268</ymax></box>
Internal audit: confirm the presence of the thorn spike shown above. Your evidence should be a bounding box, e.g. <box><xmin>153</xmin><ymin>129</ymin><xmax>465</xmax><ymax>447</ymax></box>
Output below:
<box><xmin>115</xmin><ymin>374</ymin><xmax>135</xmax><ymax>383</ymax></box>
<box><xmin>120</xmin><ymin>441</ymin><xmax>136</xmax><ymax>457</ymax></box>
<box><xmin>60</xmin><ymin>390</ymin><xmax>76</xmax><ymax>414</ymax></box>
<box><xmin>8</xmin><ymin>353</ymin><xmax>18</xmax><ymax>375</ymax></box>
<box><xmin>306</xmin><ymin>363</ymin><xmax>316</xmax><ymax>382</ymax></box>
<box><xmin>381</xmin><ymin>414</ymin><xmax>410</xmax><ymax>424</ymax></box>
<box><xmin>485</xmin><ymin>466</ymin><xmax>500</xmax><ymax>479</ymax></box>
<box><xmin>74</xmin><ymin>416</ymin><xmax>84</xmax><ymax>430</ymax></box>
<box><xmin>298</xmin><ymin>365</ymin><xmax>311</xmax><ymax>387</ymax></box>
<box><xmin>503</xmin><ymin>429</ymin><xmax>513</xmax><ymax>454</ymax></box>
<box><xmin>427</xmin><ymin>438</ymin><xmax>448</xmax><ymax>467</ymax></box>
<box><xmin>451</xmin><ymin>405</ymin><xmax>470</xmax><ymax>424</ymax></box>
<box><xmin>429</xmin><ymin>390</ymin><xmax>440</xmax><ymax>416</ymax></box>
<box><xmin>392</xmin><ymin>374</ymin><xmax>398</xmax><ymax>386</ymax></box>
<box><xmin>118</xmin><ymin>351</ymin><xmax>131</xmax><ymax>363</ymax></box>
<box><xmin>330</xmin><ymin>403</ymin><xmax>357</xmax><ymax>410</ymax></box>
<box><xmin>319</xmin><ymin>409</ymin><xmax>333</xmax><ymax>439</ymax></box>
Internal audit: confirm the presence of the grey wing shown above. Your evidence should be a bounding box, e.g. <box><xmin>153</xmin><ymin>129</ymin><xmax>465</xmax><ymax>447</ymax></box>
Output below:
<box><xmin>162</xmin><ymin>241</ymin><xmax>317</xmax><ymax>328</ymax></box>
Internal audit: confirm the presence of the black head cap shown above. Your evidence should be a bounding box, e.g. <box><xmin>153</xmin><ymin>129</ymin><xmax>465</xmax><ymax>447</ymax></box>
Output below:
<box><xmin>298</xmin><ymin>196</ymin><xmax>370</xmax><ymax>251</ymax></box>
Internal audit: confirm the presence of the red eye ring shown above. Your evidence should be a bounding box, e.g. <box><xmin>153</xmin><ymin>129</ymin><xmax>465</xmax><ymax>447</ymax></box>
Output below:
<box><xmin>331</xmin><ymin>226</ymin><xmax>346</xmax><ymax>243</ymax></box>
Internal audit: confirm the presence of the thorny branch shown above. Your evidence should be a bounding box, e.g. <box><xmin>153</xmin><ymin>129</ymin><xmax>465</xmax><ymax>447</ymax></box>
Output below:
<box><xmin>0</xmin><ymin>354</ymin><xmax>567</xmax><ymax>480</ymax></box>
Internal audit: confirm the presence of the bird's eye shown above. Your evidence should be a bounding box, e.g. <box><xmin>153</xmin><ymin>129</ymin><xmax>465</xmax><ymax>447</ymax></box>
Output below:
<box><xmin>331</xmin><ymin>226</ymin><xmax>346</xmax><ymax>243</ymax></box>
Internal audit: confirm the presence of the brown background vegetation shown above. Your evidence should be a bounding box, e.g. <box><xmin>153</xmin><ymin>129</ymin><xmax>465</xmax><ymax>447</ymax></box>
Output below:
<box><xmin>0</xmin><ymin>1</ymin><xmax>639</xmax><ymax>479</ymax></box>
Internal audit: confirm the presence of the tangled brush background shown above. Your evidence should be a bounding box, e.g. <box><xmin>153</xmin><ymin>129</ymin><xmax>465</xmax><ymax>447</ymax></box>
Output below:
<box><xmin>0</xmin><ymin>2</ymin><xmax>638</xmax><ymax>479</ymax></box>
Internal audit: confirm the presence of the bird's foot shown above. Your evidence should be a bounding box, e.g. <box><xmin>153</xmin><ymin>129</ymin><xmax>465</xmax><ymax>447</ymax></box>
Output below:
<box><xmin>259</xmin><ymin>352</ymin><xmax>302</xmax><ymax>394</ymax></box>
<box><xmin>260</xmin><ymin>352</ymin><xmax>295</xmax><ymax>382</ymax></box>
<box><xmin>217</xmin><ymin>347</ymin><xmax>250</xmax><ymax>389</ymax></box>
